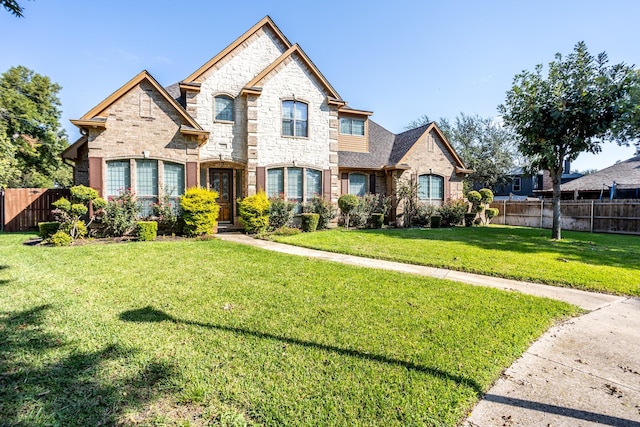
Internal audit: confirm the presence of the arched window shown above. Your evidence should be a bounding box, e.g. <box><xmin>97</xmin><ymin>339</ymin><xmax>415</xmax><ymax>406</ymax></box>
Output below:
<box><xmin>348</xmin><ymin>173</ymin><xmax>367</xmax><ymax>197</ymax></box>
<box><xmin>282</xmin><ymin>100</ymin><xmax>308</xmax><ymax>137</ymax></box>
<box><xmin>214</xmin><ymin>95</ymin><xmax>234</xmax><ymax>122</ymax></box>
<box><xmin>418</xmin><ymin>174</ymin><xmax>444</xmax><ymax>201</ymax></box>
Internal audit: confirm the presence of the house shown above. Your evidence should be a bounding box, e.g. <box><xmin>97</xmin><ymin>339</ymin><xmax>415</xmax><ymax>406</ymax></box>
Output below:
<box><xmin>62</xmin><ymin>16</ymin><xmax>470</xmax><ymax>228</ymax></box>
<box><xmin>494</xmin><ymin>160</ymin><xmax>582</xmax><ymax>200</ymax></box>
<box><xmin>555</xmin><ymin>154</ymin><xmax>640</xmax><ymax>200</ymax></box>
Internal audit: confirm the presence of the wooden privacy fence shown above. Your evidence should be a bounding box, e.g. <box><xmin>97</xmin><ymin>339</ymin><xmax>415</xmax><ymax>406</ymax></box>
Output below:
<box><xmin>489</xmin><ymin>199</ymin><xmax>640</xmax><ymax>235</ymax></box>
<box><xmin>1</xmin><ymin>188</ymin><xmax>70</xmax><ymax>232</ymax></box>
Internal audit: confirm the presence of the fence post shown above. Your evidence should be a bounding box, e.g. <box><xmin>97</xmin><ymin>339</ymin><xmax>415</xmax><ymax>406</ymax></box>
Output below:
<box><xmin>540</xmin><ymin>199</ymin><xmax>544</xmax><ymax>229</ymax></box>
<box><xmin>590</xmin><ymin>200</ymin><xmax>594</xmax><ymax>233</ymax></box>
<box><xmin>503</xmin><ymin>200</ymin><xmax>506</xmax><ymax>225</ymax></box>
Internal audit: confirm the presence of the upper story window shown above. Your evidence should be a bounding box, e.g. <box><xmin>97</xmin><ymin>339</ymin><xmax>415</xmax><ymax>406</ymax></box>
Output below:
<box><xmin>282</xmin><ymin>100</ymin><xmax>308</xmax><ymax>137</ymax></box>
<box><xmin>214</xmin><ymin>95</ymin><xmax>234</xmax><ymax>122</ymax></box>
<box><xmin>418</xmin><ymin>174</ymin><xmax>444</xmax><ymax>201</ymax></box>
<box><xmin>340</xmin><ymin>118</ymin><xmax>365</xmax><ymax>136</ymax></box>
<box><xmin>513</xmin><ymin>177</ymin><xmax>522</xmax><ymax>192</ymax></box>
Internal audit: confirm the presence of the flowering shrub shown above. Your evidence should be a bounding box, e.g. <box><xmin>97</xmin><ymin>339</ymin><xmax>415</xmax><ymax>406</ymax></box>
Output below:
<box><xmin>303</xmin><ymin>197</ymin><xmax>336</xmax><ymax>230</ymax></box>
<box><xmin>103</xmin><ymin>189</ymin><xmax>139</xmax><ymax>237</ymax></box>
<box><xmin>269</xmin><ymin>198</ymin><xmax>296</xmax><ymax>230</ymax></box>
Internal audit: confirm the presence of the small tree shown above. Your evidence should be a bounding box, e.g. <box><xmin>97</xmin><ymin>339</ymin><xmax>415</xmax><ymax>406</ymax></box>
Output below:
<box><xmin>395</xmin><ymin>176</ymin><xmax>419</xmax><ymax>227</ymax></box>
<box><xmin>51</xmin><ymin>185</ymin><xmax>105</xmax><ymax>240</ymax></box>
<box><xmin>338</xmin><ymin>194</ymin><xmax>359</xmax><ymax>230</ymax></box>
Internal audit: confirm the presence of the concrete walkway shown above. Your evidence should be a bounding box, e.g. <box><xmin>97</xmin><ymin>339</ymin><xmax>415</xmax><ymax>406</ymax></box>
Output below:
<box><xmin>216</xmin><ymin>233</ymin><xmax>640</xmax><ymax>426</ymax></box>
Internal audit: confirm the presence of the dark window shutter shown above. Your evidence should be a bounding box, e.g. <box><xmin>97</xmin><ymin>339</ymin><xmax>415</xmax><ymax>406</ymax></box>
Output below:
<box><xmin>341</xmin><ymin>173</ymin><xmax>348</xmax><ymax>195</ymax></box>
<box><xmin>256</xmin><ymin>167</ymin><xmax>266</xmax><ymax>192</ymax></box>
<box><xmin>88</xmin><ymin>157</ymin><xmax>103</xmax><ymax>197</ymax></box>
<box><xmin>369</xmin><ymin>174</ymin><xmax>376</xmax><ymax>194</ymax></box>
<box><xmin>323</xmin><ymin>169</ymin><xmax>331</xmax><ymax>200</ymax></box>
<box><xmin>186</xmin><ymin>162</ymin><xmax>198</xmax><ymax>188</ymax></box>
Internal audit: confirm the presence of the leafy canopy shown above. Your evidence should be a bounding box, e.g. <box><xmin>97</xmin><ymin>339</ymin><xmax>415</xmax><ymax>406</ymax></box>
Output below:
<box><xmin>0</xmin><ymin>66</ymin><xmax>71</xmax><ymax>188</ymax></box>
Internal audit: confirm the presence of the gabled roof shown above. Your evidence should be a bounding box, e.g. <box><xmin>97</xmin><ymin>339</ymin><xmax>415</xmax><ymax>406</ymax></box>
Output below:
<box><xmin>62</xmin><ymin>135</ymin><xmax>87</xmax><ymax>160</ymax></box>
<box><xmin>182</xmin><ymin>16</ymin><xmax>292</xmax><ymax>84</ymax></box>
<box><xmin>71</xmin><ymin>70</ymin><xmax>208</xmax><ymax>142</ymax></box>
<box><xmin>561</xmin><ymin>156</ymin><xmax>640</xmax><ymax>191</ymax></box>
<box><xmin>240</xmin><ymin>44</ymin><xmax>343</xmax><ymax>101</ymax></box>
<box><xmin>391</xmin><ymin>122</ymin><xmax>470</xmax><ymax>172</ymax></box>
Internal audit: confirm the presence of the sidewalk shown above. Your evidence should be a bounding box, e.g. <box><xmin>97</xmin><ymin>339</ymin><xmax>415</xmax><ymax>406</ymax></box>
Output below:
<box><xmin>216</xmin><ymin>233</ymin><xmax>640</xmax><ymax>426</ymax></box>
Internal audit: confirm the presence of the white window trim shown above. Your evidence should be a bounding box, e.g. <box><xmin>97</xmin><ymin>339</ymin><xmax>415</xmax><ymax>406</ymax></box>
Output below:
<box><xmin>281</xmin><ymin>99</ymin><xmax>309</xmax><ymax>138</ymax></box>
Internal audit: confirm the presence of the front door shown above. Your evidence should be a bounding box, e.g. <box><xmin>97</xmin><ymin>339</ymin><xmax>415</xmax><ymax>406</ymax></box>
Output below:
<box><xmin>210</xmin><ymin>169</ymin><xmax>233</xmax><ymax>223</ymax></box>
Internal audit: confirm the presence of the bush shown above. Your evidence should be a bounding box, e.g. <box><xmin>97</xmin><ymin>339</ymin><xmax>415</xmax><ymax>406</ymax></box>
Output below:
<box><xmin>466</xmin><ymin>191</ymin><xmax>482</xmax><ymax>204</ymax></box>
<box><xmin>438</xmin><ymin>199</ymin><xmax>467</xmax><ymax>227</ymax></box>
<box><xmin>152</xmin><ymin>194</ymin><xmax>182</xmax><ymax>235</ymax></box>
<box><xmin>301</xmin><ymin>213</ymin><xmax>319</xmax><ymax>232</ymax></box>
<box><xmin>238</xmin><ymin>191</ymin><xmax>270</xmax><ymax>234</ymax></box>
<box><xmin>38</xmin><ymin>222</ymin><xmax>60</xmax><ymax>239</ymax></box>
<box><xmin>269</xmin><ymin>198</ymin><xmax>296</xmax><ymax>230</ymax></box>
<box><xmin>430</xmin><ymin>215</ymin><xmax>442</xmax><ymax>228</ymax></box>
<box><xmin>103</xmin><ymin>190</ymin><xmax>140</xmax><ymax>237</ymax></box>
<box><xmin>486</xmin><ymin>207</ymin><xmax>499</xmax><ymax>224</ymax></box>
<box><xmin>136</xmin><ymin>221</ymin><xmax>158</xmax><ymax>241</ymax></box>
<box><xmin>272</xmin><ymin>227</ymin><xmax>302</xmax><ymax>236</ymax></box>
<box><xmin>414</xmin><ymin>203</ymin><xmax>438</xmax><ymax>227</ymax></box>
<box><xmin>50</xmin><ymin>231</ymin><xmax>72</xmax><ymax>247</ymax></box>
<box><xmin>479</xmin><ymin>188</ymin><xmax>494</xmax><ymax>204</ymax></box>
<box><xmin>303</xmin><ymin>197</ymin><xmax>336</xmax><ymax>230</ymax></box>
<box><xmin>180</xmin><ymin>188</ymin><xmax>220</xmax><ymax>236</ymax></box>
<box><xmin>464</xmin><ymin>213</ymin><xmax>476</xmax><ymax>227</ymax></box>
<box><xmin>338</xmin><ymin>194</ymin><xmax>359</xmax><ymax>229</ymax></box>
<box><xmin>370</xmin><ymin>213</ymin><xmax>384</xmax><ymax>229</ymax></box>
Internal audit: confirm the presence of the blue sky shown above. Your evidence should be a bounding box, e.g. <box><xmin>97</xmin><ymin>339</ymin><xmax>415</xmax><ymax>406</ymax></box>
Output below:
<box><xmin>1</xmin><ymin>0</ymin><xmax>638</xmax><ymax>171</ymax></box>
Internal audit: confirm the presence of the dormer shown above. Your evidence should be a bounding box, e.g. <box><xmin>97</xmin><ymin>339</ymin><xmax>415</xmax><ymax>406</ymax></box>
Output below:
<box><xmin>338</xmin><ymin>107</ymin><xmax>373</xmax><ymax>153</ymax></box>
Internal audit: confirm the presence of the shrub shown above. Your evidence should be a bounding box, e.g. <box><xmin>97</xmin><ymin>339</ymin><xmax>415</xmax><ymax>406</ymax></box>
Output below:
<box><xmin>414</xmin><ymin>203</ymin><xmax>438</xmax><ymax>227</ymax></box>
<box><xmin>479</xmin><ymin>188</ymin><xmax>494</xmax><ymax>204</ymax></box>
<box><xmin>180</xmin><ymin>188</ymin><xmax>220</xmax><ymax>236</ymax></box>
<box><xmin>338</xmin><ymin>194</ymin><xmax>359</xmax><ymax>229</ymax></box>
<box><xmin>466</xmin><ymin>191</ymin><xmax>482</xmax><ymax>204</ymax></box>
<box><xmin>303</xmin><ymin>197</ymin><xmax>336</xmax><ymax>230</ymax></box>
<box><xmin>486</xmin><ymin>207</ymin><xmax>499</xmax><ymax>224</ymax></box>
<box><xmin>103</xmin><ymin>190</ymin><xmax>139</xmax><ymax>237</ymax></box>
<box><xmin>238</xmin><ymin>191</ymin><xmax>270</xmax><ymax>234</ymax></box>
<box><xmin>51</xmin><ymin>185</ymin><xmax>106</xmax><ymax>240</ymax></box>
<box><xmin>38</xmin><ymin>222</ymin><xmax>60</xmax><ymax>239</ymax></box>
<box><xmin>269</xmin><ymin>198</ymin><xmax>296</xmax><ymax>230</ymax></box>
<box><xmin>136</xmin><ymin>221</ymin><xmax>158</xmax><ymax>241</ymax></box>
<box><xmin>464</xmin><ymin>213</ymin><xmax>476</xmax><ymax>227</ymax></box>
<box><xmin>50</xmin><ymin>231</ymin><xmax>72</xmax><ymax>247</ymax></box>
<box><xmin>370</xmin><ymin>213</ymin><xmax>384</xmax><ymax>229</ymax></box>
<box><xmin>152</xmin><ymin>194</ymin><xmax>182</xmax><ymax>235</ymax></box>
<box><xmin>430</xmin><ymin>215</ymin><xmax>442</xmax><ymax>228</ymax></box>
<box><xmin>272</xmin><ymin>227</ymin><xmax>302</xmax><ymax>236</ymax></box>
<box><xmin>438</xmin><ymin>199</ymin><xmax>467</xmax><ymax>227</ymax></box>
<box><xmin>301</xmin><ymin>213</ymin><xmax>319</xmax><ymax>232</ymax></box>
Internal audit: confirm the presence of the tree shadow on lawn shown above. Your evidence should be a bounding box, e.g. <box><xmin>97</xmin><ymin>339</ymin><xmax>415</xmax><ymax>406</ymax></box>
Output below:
<box><xmin>120</xmin><ymin>306</ymin><xmax>484</xmax><ymax>397</ymax></box>
<box><xmin>0</xmin><ymin>305</ymin><xmax>176</xmax><ymax>426</ymax></box>
<box><xmin>359</xmin><ymin>227</ymin><xmax>640</xmax><ymax>271</ymax></box>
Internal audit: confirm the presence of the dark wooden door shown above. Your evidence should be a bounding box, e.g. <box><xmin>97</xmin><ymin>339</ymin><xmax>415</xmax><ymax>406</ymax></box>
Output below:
<box><xmin>210</xmin><ymin>169</ymin><xmax>233</xmax><ymax>222</ymax></box>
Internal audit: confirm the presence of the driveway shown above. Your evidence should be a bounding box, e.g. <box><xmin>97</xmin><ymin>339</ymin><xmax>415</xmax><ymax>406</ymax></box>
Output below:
<box><xmin>216</xmin><ymin>233</ymin><xmax>640</xmax><ymax>426</ymax></box>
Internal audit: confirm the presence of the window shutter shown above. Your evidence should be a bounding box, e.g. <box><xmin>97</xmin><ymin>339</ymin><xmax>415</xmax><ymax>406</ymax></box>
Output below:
<box><xmin>341</xmin><ymin>173</ymin><xmax>348</xmax><ymax>195</ymax></box>
<box><xmin>369</xmin><ymin>174</ymin><xmax>376</xmax><ymax>194</ymax></box>
<box><xmin>186</xmin><ymin>162</ymin><xmax>198</xmax><ymax>188</ymax></box>
<box><xmin>256</xmin><ymin>167</ymin><xmax>266</xmax><ymax>192</ymax></box>
<box><xmin>445</xmin><ymin>177</ymin><xmax>450</xmax><ymax>200</ymax></box>
<box><xmin>323</xmin><ymin>169</ymin><xmax>331</xmax><ymax>200</ymax></box>
<box><xmin>89</xmin><ymin>157</ymin><xmax>103</xmax><ymax>197</ymax></box>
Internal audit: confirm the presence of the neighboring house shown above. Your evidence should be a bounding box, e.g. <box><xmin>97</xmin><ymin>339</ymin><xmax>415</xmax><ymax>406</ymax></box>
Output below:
<box><xmin>493</xmin><ymin>167</ymin><xmax>541</xmax><ymax>198</ymax></box>
<box><xmin>63</xmin><ymin>16</ymin><xmax>470</xmax><ymax>228</ymax></box>
<box><xmin>554</xmin><ymin>155</ymin><xmax>640</xmax><ymax>200</ymax></box>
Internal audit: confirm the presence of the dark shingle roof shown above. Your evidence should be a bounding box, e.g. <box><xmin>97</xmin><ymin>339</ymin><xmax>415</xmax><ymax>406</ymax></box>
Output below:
<box><xmin>561</xmin><ymin>156</ymin><xmax>640</xmax><ymax>191</ymax></box>
<box><xmin>388</xmin><ymin>123</ymin><xmax>432</xmax><ymax>165</ymax></box>
<box><xmin>338</xmin><ymin>120</ymin><xmax>396</xmax><ymax>168</ymax></box>
<box><xmin>164</xmin><ymin>82</ymin><xmax>186</xmax><ymax>108</ymax></box>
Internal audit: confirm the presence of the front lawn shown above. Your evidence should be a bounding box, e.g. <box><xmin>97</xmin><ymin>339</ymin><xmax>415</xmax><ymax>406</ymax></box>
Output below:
<box><xmin>272</xmin><ymin>226</ymin><xmax>640</xmax><ymax>296</ymax></box>
<box><xmin>0</xmin><ymin>233</ymin><xmax>577</xmax><ymax>426</ymax></box>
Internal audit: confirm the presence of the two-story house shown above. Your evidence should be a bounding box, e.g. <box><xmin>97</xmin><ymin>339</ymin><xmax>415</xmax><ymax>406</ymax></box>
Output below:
<box><xmin>63</xmin><ymin>16</ymin><xmax>470</xmax><ymax>228</ymax></box>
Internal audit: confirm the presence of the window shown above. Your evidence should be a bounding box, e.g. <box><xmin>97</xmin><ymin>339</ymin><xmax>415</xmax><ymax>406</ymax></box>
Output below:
<box><xmin>513</xmin><ymin>177</ymin><xmax>522</xmax><ymax>192</ymax></box>
<box><xmin>214</xmin><ymin>95</ymin><xmax>234</xmax><ymax>122</ymax></box>
<box><xmin>340</xmin><ymin>118</ymin><xmax>365</xmax><ymax>136</ymax></box>
<box><xmin>349</xmin><ymin>173</ymin><xmax>367</xmax><ymax>197</ymax></box>
<box><xmin>287</xmin><ymin>167</ymin><xmax>303</xmax><ymax>212</ymax></box>
<box><xmin>306</xmin><ymin>169</ymin><xmax>322</xmax><ymax>200</ymax></box>
<box><xmin>267</xmin><ymin>168</ymin><xmax>284</xmax><ymax>198</ymax></box>
<box><xmin>282</xmin><ymin>100</ymin><xmax>308</xmax><ymax>137</ymax></box>
<box><xmin>418</xmin><ymin>174</ymin><xmax>444</xmax><ymax>201</ymax></box>
<box><xmin>136</xmin><ymin>160</ymin><xmax>158</xmax><ymax>217</ymax></box>
<box><xmin>163</xmin><ymin>162</ymin><xmax>185</xmax><ymax>212</ymax></box>
<box><xmin>106</xmin><ymin>160</ymin><xmax>130</xmax><ymax>198</ymax></box>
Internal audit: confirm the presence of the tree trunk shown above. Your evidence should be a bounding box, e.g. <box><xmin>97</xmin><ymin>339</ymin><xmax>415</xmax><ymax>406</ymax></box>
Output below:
<box><xmin>550</xmin><ymin>166</ymin><xmax>563</xmax><ymax>240</ymax></box>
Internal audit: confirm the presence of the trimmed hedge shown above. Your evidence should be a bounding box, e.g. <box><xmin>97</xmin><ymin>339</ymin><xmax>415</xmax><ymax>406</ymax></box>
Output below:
<box><xmin>180</xmin><ymin>188</ymin><xmax>220</xmax><ymax>236</ymax></box>
<box><xmin>136</xmin><ymin>221</ymin><xmax>158</xmax><ymax>241</ymax></box>
<box><xmin>38</xmin><ymin>222</ymin><xmax>60</xmax><ymax>239</ymax></box>
<box><xmin>464</xmin><ymin>213</ymin><xmax>476</xmax><ymax>227</ymax></box>
<box><xmin>430</xmin><ymin>215</ymin><xmax>442</xmax><ymax>228</ymax></box>
<box><xmin>238</xmin><ymin>191</ymin><xmax>270</xmax><ymax>234</ymax></box>
<box><xmin>370</xmin><ymin>213</ymin><xmax>384</xmax><ymax>229</ymax></box>
<box><xmin>301</xmin><ymin>213</ymin><xmax>319</xmax><ymax>233</ymax></box>
<box><xmin>50</xmin><ymin>231</ymin><xmax>72</xmax><ymax>247</ymax></box>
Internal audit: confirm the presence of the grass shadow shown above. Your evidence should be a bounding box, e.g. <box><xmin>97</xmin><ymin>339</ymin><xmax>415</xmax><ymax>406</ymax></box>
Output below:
<box><xmin>120</xmin><ymin>306</ymin><xmax>483</xmax><ymax>396</ymax></box>
<box><xmin>0</xmin><ymin>305</ymin><xmax>177</xmax><ymax>425</ymax></box>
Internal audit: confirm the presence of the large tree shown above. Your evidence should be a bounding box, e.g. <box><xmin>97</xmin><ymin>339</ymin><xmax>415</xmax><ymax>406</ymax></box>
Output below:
<box><xmin>406</xmin><ymin>113</ymin><xmax>519</xmax><ymax>191</ymax></box>
<box><xmin>1</xmin><ymin>0</ymin><xmax>26</xmax><ymax>17</ymax></box>
<box><xmin>0</xmin><ymin>66</ymin><xmax>71</xmax><ymax>188</ymax></box>
<box><xmin>499</xmin><ymin>42</ymin><xmax>639</xmax><ymax>239</ymax></box>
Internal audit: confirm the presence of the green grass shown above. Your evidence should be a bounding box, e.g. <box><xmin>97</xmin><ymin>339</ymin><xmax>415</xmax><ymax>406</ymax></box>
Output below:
<box><xmin>0</xmin><ymin>233</ymin><xmax>578</xmax><ymax>426</ymax></box>
<box><xmin>272</xmin><ymin>226</ymin><xmax>640</xmax><ymax>296</ymax></box>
